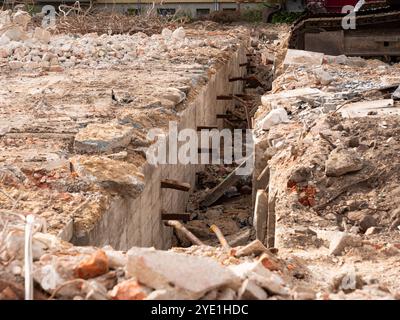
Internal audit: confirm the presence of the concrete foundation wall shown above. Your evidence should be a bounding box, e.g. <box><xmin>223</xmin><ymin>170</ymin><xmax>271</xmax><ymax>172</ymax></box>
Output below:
<box><xmin>72</xmin><ymin>44</ymin><xmax>246</xmax><ymax>250</ymax></box>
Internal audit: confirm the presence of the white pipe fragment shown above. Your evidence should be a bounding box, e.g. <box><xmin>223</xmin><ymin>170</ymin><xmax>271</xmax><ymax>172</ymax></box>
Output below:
<box><xmin>24</xmin><ymin>214</ymin><xmax>35</xmax><ymax>300</ymax></box>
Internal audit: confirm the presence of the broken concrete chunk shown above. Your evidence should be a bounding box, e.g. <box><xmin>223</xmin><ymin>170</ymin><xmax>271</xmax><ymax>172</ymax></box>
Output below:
<box><xmin>145</xmin><ymin>288</ymin><xmax>192</xmax><ymax>300</ymax></box>
<box><xmin>392</xmin><ymin>86</ymin><xmax>400</xmax><ymax>101</ymax></box>
<box><xmin>74</xmin><ymin>123</ymin><xmax>134</xmax><ymax>154</ymax></box>
<box><xmin>172</xmin><ymin>27</ymin><xmax>186</xmax><ymax>41</ymax></box>
<box><xmin>292</xmin><ymin>286</ymin><xmax>316</xmax><ymax>300</ymax></box>
<box><xmin>102</xmin><ymin>247</ymin><xmax>127</xmax><ymax>269</ymax></box>
<box><xmin>160</xmin><ymin>88</ymin><xmax>186</xmax><ymax>105</ymax></box>
<box><xmin>12</xmin><ymin>10</ymin><xmax>31</xmax><ymax>30</ymax></box>
<box><xmin>9</xmin><ymin>60</ymin><xmax>23</xmax><ymax>70</ymax></box>
<box><xmin>261</xmin><ymin>87</ymin><xmax>325</xmax><ymax>106</ymax></box>
<box><xmin>235</xmin><ymin>239</ymin><xmax>270</xmax><ymax>257</ymax></box>
<box><xmin>228</xmin><ymin>260</ymin><xmax>288</xmax><ymax>296</ymax></box>
<box><xmin>216</xmin><ymin>287</ymin><xmax>237</xmax><ymax>300</ymax></box>
<box><xmin>328</xmin><ymin>232</ymin><xmax>361</xmax><ymax>256</ymax></box>
<box><xmin>238</xmin><ymin>279</ymin><xmax>267</xmax><ymax>300</ymax></box>
<box><xmin>71</xmin><ymin>156</ymin><xmax>145</xmax><ymax>197</ymax></box>
<box><xmin>4</xmin><ymin>230</ymin><xmax>68</xmax><ymax>260</ymax></box>
<box><xmin>126</xmin><ymin>247</ymin><xmax>240</xmax><ymax>299</ymax></box>
<box><xmin>260</xmin><ymin>108</ymin><xmax>289</xmax><ymax>130</ymax></box>
<box><xmin>33</xmin><ymin>27</ymin><xmax>51</xmax><ymax>43</ymax></box>
<box><xmin>364</xmin><ymin>227</ymin><xmax>380</xmax><ymax>235</ymax></box>
<box><xmin>283</xmin><ymin>49</ymin><xmax>324</xmax><ymax>68</ymax></box>
<box><xmin>2</xmin><ymin>26</ymin><xmax>26</xmax><ymax>41</ymax></box>
<box><xmin>325</xmin><ymin>148</ymin><xmax>363</xmax><ymax>177</ymax></box>
<box><xmin>340</xmin><ymin>99</ymin><xmax>397</xmax><ymax>118</ymax></box>
<box><xmin>314</xmin><ymin>69</ymin><xmax>334</xmax><ymax>85</ymax></box>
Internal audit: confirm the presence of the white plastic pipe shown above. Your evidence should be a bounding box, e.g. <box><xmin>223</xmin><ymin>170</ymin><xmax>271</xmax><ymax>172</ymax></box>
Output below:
<box><xmin>24</xmin><ymin>214</ymin><xmax>35</xmax><ymax>300</ymax></box>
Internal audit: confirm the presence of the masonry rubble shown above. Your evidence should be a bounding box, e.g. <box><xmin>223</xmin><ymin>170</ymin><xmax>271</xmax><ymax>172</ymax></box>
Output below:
<box><xmin>0</xmin><ymin>215</ymin><xmax>302</xmax><ymax>301</ymax></box>
<box><xmin>1</xmin><ymin>10</ymin><xmax>400</xmax><ymax>300</ymax></box>
<box><xmin>252</xmin><ymin>46</ymin><xmax>400</xmax><ymax>299</ymax></box>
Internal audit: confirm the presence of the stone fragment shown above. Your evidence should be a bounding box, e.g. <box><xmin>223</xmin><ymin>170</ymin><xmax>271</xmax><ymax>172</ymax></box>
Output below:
<box><xmin>359</xmin><ymin>215</ymin><xmax>377</xmax><ymax>232</ymax></box>
<box><xmin>74</xmin><ymin>250</ymin><xmax>109</xmax><ymax>279</ymax></box>
<box><xmin>8</xmin><ymin>61</ymin><xmax>23</xmax><ymax>70</ymax></box>
<box><xmin>2</xmin><ymin>26</ymin><xmax>26</xmax><ymax>41</ymax></box>
<box><xmin>74</xmin><ymin>123</ymin><xmax>134</xmax><ymax>154</ymax></box>
<box><xmin>238</xmin><ymin>279</ymin><xmax>267</xmax><ymax>300</ymax></box>
<box><xmin>12</xmin><ymin>10</ymin><xmax>31</xmax><ymax>30</ymax></box>
<box><xmin>328</xmin><ymin>232</ymin><xmax>361</xmax><ymax>256</ymax></box>
<box><xmin>331</xmin><ymin>268</ymin><xmax>365</xmax><ymax>293</ymax></box>
<box><xmin>292</xmin><ymin>286</ymin><xmax>316</xmax><ymax>300</ymax></box>
<box><xmin>4</xmin><ymin>230</ymin><xmax>67</xmax><ymax>260</ymax></box>
<box><xmin>392</xmin><ymin>85</ymin><xmax>400</xmax><ymax>101</ymax></box>
<box><xmin>71</xmin><ymin>156</ymin><xmax>145</xmax><ymax>197</ymax></box>
<box><xmin>283</xmin><ymin>49</ymin><xmax>324</xmax><ymax>68</ymax></box>
<box><xmin>229</xmin><ymin>261</ymin><xmax>288</xmax><ymax>296</ymax></box>
<box><xmin>103</xmin><ymin>247</ymin><xmax>127</xmax><ymax>269</ymax></box>
<box><xmin>216</xmin><ymin>287</ymin><xmax>237</xmax><ymax>300</ymax></box>
<box><xmin>260</xmin><ymin>108</ymin><xmax>289</xmax><ymax>130</ymax></box>
<box><xmin>325</xmin><ymin>148</ymin><xmax>363</xmax><ymax>177</ymax></box>
<box><xmin>347</xmin><ymin>210</ymin><xmax>366</xmax><ymax>222</ymax></box>
<box><xmin>126</xmin><ymin>247</ymin><xmax>240</xmax><ymax>299</ymax></box>
<box><xmin>161</xmin><ymin>28</ymin><xmax>172</xmax><ymax>39</ymax></box>
<box><xmin>235</xmin><ymin>239</ymin><xmax>270</xmax><ymax>257</ymax></box>
<box><xmin>261</xmin><ymin>87</ymin><xmax>325</xmax><ymax>106</ymax></box>
<box><xmin>172</xmin><ymin>27</ymin><xmax>186</xmax><ymax>41</ymax></box>
<box><xmin>160</xmin><ymin>88</ymin><xmax>186</xmax><ymax>105</ymax></box>
<box><xmin>340</xmin><ymin>99</ymin><xmax>397</xmax><ymax>118</ymax></box>
<box><xmin>110</xmin><ymin>279</ymin><xmax>151</xmax><ymax>300</ymax></box>
<box><xmin>314</xmin><ymin>69</ymin><xmax>334</xmax><ymax>85</ymax></box>
<box><xmin>145</xmin><ymin>288</ymin><xmax>191</xmax><ymax>300</ymax></box>
<box><xmin>33</xmin><ymin>254</ymin><xmax>83</xmax><ymax>296</ymax></box>
<box><xmin>364</xmin><ymin>227</ymin><xmax>380</xmax><ymax>235</ymax></box>
<box><xmin>33</xmin><ymin>27</ymin><xmax>51</xmax><ymax>43</ymax></box>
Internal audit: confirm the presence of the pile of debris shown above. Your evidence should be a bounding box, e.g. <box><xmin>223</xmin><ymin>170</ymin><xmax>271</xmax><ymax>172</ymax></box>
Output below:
<box><xmin>253</xmin><ymin>47</ymin><xmax>400</xmax><ymax>299</ymax></box>
<box><xmin>0</xmin><ymin>9</ymin><xmax>234</xmax><ymax>71</ymax></box>
<box><xmin>0</xmin><ymin>211</ymin><xmax>306</xmax><ymax>300</ymax></box>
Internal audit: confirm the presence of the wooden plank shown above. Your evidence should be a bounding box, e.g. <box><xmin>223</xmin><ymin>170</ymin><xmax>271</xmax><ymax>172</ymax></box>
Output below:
<box><xmin>253</xmin><ymin>190</ymin><xmax>268</xmax><ymax>242</ymax></box>
<box><xmin>266</xmin><ymin>191</ymin><xmax>277</xmax><ymax>248</ymax></box>
<box><xmin>161</xmin><ymin>212</ymin><xmax>190</xmax><ymax>221</ymax></box>
<box><xmin>200</xmin><ymin>157</ymin><xmax>251</xmax><ymax>207</ymax></box>
<box><xmin>161</xmin><ymin>179</ymin><xmax>191</xmax><ymax>192</ymax></box>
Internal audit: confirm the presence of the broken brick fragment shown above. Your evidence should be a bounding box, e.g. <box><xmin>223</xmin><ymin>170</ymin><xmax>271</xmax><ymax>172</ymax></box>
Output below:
<box><xmin>110</xmin><ymin>279</ymin><xmax>150</xmax><ymax>300</ymax></box>
<box><xmin>259</xmin><ymin>253</ymin><xmax>281</xmax><ymax>272</ymax></box>
<box><xmin>74</xmin><ymin>250</ymin><xmax>109</xmax><ymax>280</ymax></box>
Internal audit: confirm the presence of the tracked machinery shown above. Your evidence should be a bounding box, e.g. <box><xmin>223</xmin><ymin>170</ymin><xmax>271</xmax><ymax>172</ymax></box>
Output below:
<box><xmin>275</xmin><ymin>0</ymin><xmax>400</xmax><ymax>59</ymax></box>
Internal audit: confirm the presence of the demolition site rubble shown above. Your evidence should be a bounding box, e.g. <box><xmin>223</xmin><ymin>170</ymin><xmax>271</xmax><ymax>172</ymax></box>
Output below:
<box><xmin>0</xmin><ymin>9</ymin><xmax>399</xmax><ymax>300</ymax></box>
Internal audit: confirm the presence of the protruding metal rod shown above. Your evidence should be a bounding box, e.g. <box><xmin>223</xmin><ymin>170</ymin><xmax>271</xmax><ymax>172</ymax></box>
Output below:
<box><xmin>161</xmin><ymin>179</ymin><xmax>191</xmax><ymax>192</ymax></box>
<box><xmin>165</xmin><ymin>220</ymin><xmax>204</xmax><ymax>246</ymax></box>
<box><xmin>210</xmin><ymin>224</ymin><xmax>231</xmax><ymax>252</ymax></box>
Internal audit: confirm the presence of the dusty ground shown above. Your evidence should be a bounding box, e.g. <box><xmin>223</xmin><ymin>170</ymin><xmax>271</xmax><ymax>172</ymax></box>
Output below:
<box><xmin>0</xmin><ymin>8</ymin><xmax>399</xmax><ymax>300</ymax></box>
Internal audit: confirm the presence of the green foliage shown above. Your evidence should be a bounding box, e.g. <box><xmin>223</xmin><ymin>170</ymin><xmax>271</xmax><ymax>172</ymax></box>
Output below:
<box><xmin>271</xmin><ymin>11</ymin><xmax>303</xmax><ymax>24</ymax></box>
<box><xmin>25</xmin><ymin>4</ymin><xmax>41</xmax><ymax>15</ymax></box>
<box><xmin>240</xmin><ymin>9</ymin><xmax>263</xmax><ymax>23</ymax></box>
